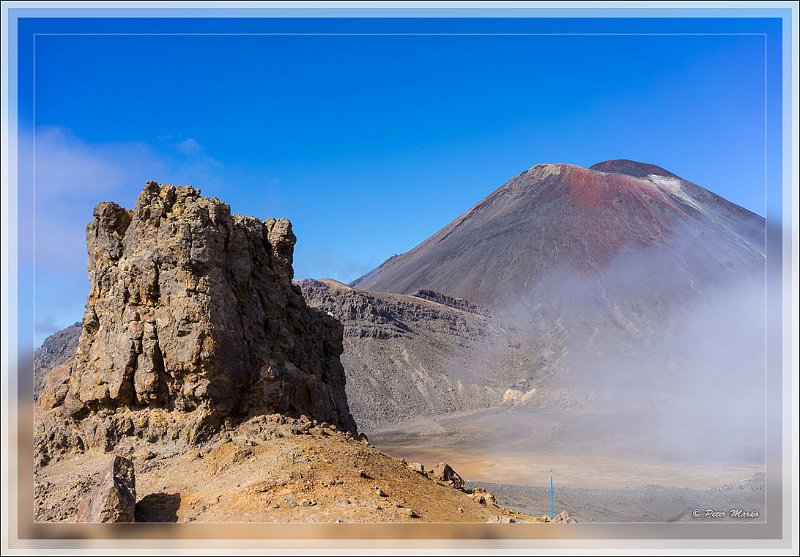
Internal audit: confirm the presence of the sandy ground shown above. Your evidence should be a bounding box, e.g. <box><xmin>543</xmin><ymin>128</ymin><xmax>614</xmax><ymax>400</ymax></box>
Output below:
<box><xmin>369</xmin><ymin>444</ymin><xmax>763</xmax><ymax>490</ymax></box>
<box><xmin>34</xmin><ymin>415</ymin><xmax>541</xmax><ymax>524</ymax></box>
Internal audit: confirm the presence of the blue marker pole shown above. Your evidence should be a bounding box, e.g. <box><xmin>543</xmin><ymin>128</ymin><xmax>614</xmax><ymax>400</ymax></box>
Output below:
<box><xmin>550</xmin><ymin>468</ymin><xmax>554</xmax><ymax>521</ymax></box>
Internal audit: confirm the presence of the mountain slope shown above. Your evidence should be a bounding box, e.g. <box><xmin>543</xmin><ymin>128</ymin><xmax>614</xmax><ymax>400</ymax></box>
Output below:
<box><xmin>298</xmin><ymin>279</ymin><xmax>553</xmax><ymax>429</ymax></box>
<box><xmin>352</xmin><ymin>160</ymin><xmax>765</xmax><ymax>311</ymax></box>
<box><xmin>33</xmin><ymin>322</ymin><xmax>81</xmax><ymax>402</ymax></box>
<box><xmin>344</xmin><ymin>160</ymin><xmax>766</xmax><ymax>466</ymax></box>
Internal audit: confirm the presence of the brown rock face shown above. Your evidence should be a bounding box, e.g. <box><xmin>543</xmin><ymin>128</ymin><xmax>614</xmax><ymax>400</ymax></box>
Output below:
<box><xmin>42</xmin><ymin>181</ymin><xmax>355</xmax><ymax>445</ymax></box>
<box><xmin>39</xmin><ymin>363</ymin><xmax>72</xmax><ymax>410</ymax></box>
<box><xmin>75</xmin><ymin>456</ymin><xmax>136</xmax><ymax>523</ymax></box>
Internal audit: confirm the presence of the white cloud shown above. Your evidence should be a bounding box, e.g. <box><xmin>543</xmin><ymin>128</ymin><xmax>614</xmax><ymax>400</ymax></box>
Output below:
<box><xmin>34</xmin><ymin>126</ymin><xmax>141</xmax><ymax>202</ymax></box>
<box><xmin>33</xmin><ymin>126</ymin><xmax>223</xmax><ymax>204</ymax></box>
<box><xmin>29</xmin><ymin>126</ymin><xmax>237</xmax><ymax>345</ymax></box>
<box><xmin>31</xmin><ymin>126</ymin><xmax>213</xmax><ymax>271</ymax></box>
<box><xmin>176</xmin><ymin>138</ymin><xmax>203</xmax><ymax>157</ymax></box>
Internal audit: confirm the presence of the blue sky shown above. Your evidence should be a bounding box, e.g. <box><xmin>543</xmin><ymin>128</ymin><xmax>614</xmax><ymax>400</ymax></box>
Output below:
<box><xmin>16</xmin><ymin>17</ymin><xmax>782</xmax><ymax>345</ymax></box>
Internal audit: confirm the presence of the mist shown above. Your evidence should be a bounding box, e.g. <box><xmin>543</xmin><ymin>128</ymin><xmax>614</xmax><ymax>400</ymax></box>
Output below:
<box><xmin>486</xmin><ymin>221</ymin><xmax>768</xmax><ymax>471</ymax></box>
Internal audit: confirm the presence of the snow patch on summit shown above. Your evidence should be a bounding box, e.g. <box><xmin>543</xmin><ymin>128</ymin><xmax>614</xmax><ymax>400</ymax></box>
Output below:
<box><xmin>529</xmin><ymin>164</ymin><xmax>563</xmax><ymax>179</ymax></box>
<box><xmin>647</xmin><ymin>174</ymin><xmax>706</xmax><ymax>214</ymax></box>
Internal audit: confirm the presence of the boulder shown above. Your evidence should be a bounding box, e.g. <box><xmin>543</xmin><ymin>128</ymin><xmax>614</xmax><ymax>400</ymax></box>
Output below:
<box><xmin>536</xmin><ymin>511</ymin><xmax>578</xmax><ymax>523</ymax></box>
<box><xmin>470</xmin><ymin>487</ymin><xmax>496</xmax><ymax>506</ymax></box>
<box><xmin>429</xmin><ymin>462</ymin><xmax>464</xmax><ymax>489</ymax></box>
<box><xmin>408</xmin><ymin>461</ymin><xmax>425</xmax><ymax>474</ymax></box>
<box><xmin>75</xmin><ymin>456</ymin><xmax>136</xmax><ymax>522</ymax></box>
<box><xmin>553</xmin><ymin>510</ymin><xmax>578</xmax><ymax>523</ymax></box>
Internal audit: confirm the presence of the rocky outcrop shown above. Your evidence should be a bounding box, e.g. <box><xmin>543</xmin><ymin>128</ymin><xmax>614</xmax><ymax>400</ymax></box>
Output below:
<box><xmin>75</xmin><ymin>456</ymin><xmax>136</xmax><ymax>523</ymax></box>
<box><xmin>429</xmin><ymin>462</ymin><xmax>465</xmax><ymax>489</ymax></box>
<box><xmin>37</xmin><ymin>182</ymin><xmax>355</xmax><ymax>453</ymax></box>
<box><xmin>552</xmin><ymin>510</ymin><xmax>578</xmax><ymax>523</ymax></box>
<box><xmin>469</xmin><ymin>487</ymin><xmax>497</xmax><ymax>507</ymax></box>
<box><xmin>411</xmin><ymin>290</ymin><xmax>489</xmax><ymax>316</ymax></box>
<box><xmin>34</xmin><ymin>322</ymin><xmax>81</xmax><ymax>401</ymax></box>
<box><xmin>38</xmin><ymin>363</ymin><xmax>72</xmax><ymax>410</ymax></box>
<box><xmin>298</xmin><ymin>279</ymin><xmax>545</xmax><ymax>429</ymax></box>
<box><xmin>407</xmin><ymin>462</ymin><xmax>425</xmax><ymax>474</ymax></box>
<box><xmin>489</xmin><ymin>511</ymin><xmax>576</xmax><ymax>523</ymax></box>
